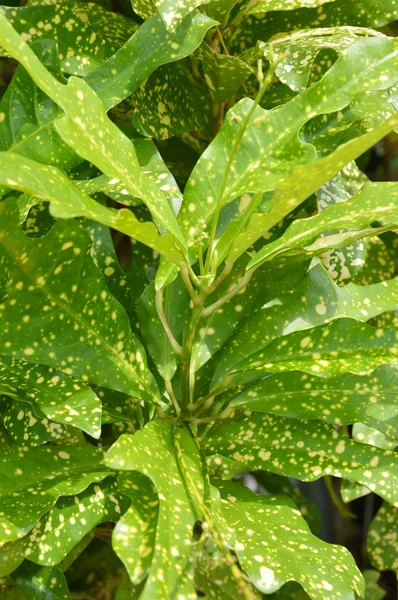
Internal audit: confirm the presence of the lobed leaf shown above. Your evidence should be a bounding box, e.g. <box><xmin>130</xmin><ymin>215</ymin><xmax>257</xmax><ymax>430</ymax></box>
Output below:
<box><xmin>213</xmin><ymin>481</ymin><xmax>363</xmax><ymax>599</ymax></box>
<box><xmin>247</xmin><ymin>181</ymin><xmax>398</xmax><ymax>270</ymax></box>
<box><xmin>180</xmin><ymin>36</ymin><xmax>398</xmax><ymax>246</ymax></box>
<box><xmin>23</xmin><ymin>478</ymin><xmax>127</xmax><ymax>566</ymax></box>
<box><xmin>105</xmin><ymin>421</ymin><xmax>204</xmax><ymax>599</ymax></box>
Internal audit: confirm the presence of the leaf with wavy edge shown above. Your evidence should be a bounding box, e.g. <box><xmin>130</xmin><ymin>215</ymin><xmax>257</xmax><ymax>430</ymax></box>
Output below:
<box><xmin>211</xmin><ymin>263</ymin><xmax>398</xmax><ymax>389</ymax></box>
<box><xmin>23</xmin><ymin>478</ymin><xmax>127</xmax><ymax>566</ymax></box>
<box><xmin>247</xmin><ymin>182</ymin><xmax>398</xmax><ymax>270</ymax></box>
<box><xmin>180</xmin><ymin>36</ymin><xmax>398</xmax><ymax>247</ymax></box>
<box><xmin>228</xmin><ymin>114</ymin><xmax>398</xmax><ymax>266</ymax></box>
<box><xmin>233</xmin><ymin>319</ymin><xmax>398</xmax><ymax>377</ymax></box>
<box><xmin>204</xmin><ymin>412</ymin><xmax>398</xmax><ymax>505</ymax></box>
<box><xmin>3</xmin><ymin>401</ymin><xmax>66</xmax><ymax>446</ymax></box>
<box><xmin>231</xmin><ymin>365</ymin><xmax>398</xmax><ymax>439</ymax></box>
<box><xmin>0</xmin><ymin>153</ymin><xmax>181</xmax><ymax>263</ymax></box>
<box><xmin>212</xmin><ymin>481</ymin><xmax>363</xmax><ymax>599</ymax></box>
<box><xmin>0</xmin><ymin>444</ymin><xmax>108</xmax><ymax>543</ymax></box>
<box><xmin>368</xmin><ymin>502</ymin><xmax>398</xmax><ymax>571</ymax></box>
<box><xmin>105</xmin><ymin>421</ymin><xmax>203</xmax><ymax>599</ymax></box>
<box><xmin>0</xmin><ymin>354</ymin><xmax>101</xmax><ymax>438</ymax></box>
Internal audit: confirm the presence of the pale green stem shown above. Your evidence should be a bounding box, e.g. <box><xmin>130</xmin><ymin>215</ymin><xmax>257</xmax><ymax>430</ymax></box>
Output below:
<box><xmin>203</xmin><ymin>59</ymin><xmax>278</xmax><ymax>275</ymax></box>
<box><xmin>155</xmin><ymin>288</ymin><xmax>183</xmax><ymax>357</ymax></box>
<box><xmin>324</xmin><ymin>475</ymin><xmax>357</xmax><ymax>519</ymax></box>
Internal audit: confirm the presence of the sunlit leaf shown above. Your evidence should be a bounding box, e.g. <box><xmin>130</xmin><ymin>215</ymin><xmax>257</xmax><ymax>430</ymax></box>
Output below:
<box><xmin>231</xmin><ymin>365</ymin><xmax>398</xmax><ymax>439</ymax></box>
<box><xmin>233</xmin><ymin>319</ymin><xmax>398</xmax><ymax>377</ymax></box>
<box><xmin>205</xmin><ymin>412</ymin><xmax>398</xmax><ymax>504</ymax></box>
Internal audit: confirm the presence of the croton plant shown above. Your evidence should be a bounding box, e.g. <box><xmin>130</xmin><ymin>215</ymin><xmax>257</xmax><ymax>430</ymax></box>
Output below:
<box><xmin>0</xmin><ymin>0</ymin><xmax>397</xmax><ymax>598</ymax></box>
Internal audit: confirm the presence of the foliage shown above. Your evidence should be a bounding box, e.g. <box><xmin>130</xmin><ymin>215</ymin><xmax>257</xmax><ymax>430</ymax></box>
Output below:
<box><xmin>0</xmin><ymin>0</ymin><xmax>397</xmax><ymax>598</ymax></box>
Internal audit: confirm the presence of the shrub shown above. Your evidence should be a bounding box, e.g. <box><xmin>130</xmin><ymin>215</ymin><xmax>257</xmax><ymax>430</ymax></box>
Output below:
<box><xmin>0</xmin><ymin>0</ymin><xmax>397</xmax><ymax>598</ymax></box>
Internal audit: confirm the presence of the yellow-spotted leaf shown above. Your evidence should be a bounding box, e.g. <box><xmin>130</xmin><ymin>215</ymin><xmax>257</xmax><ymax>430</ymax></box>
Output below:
<box><xmin>233</xmin><ymin>319</ymin><xmax>398</xmax><ymax>377</ymax></box>
<box><xmin>204</xmin><ymin>412</ymin><xmax>398</xmax><ymax>504</ymax></box>
<box><xmin>230</xmin><ymin>365</ymin><xmax>398</xmax><ymax>439</ymax></box>
<box><xmin>105</xmin><ymin>421</ymin><xmax>204</xmax><ymax>599</ymax></box>
<box><xmin>0</xmin><ymin>199</ymin><xmax>160</xmax><ymax>404</ymax></box>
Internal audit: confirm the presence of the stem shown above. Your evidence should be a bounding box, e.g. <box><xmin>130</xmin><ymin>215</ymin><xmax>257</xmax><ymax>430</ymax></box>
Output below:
<box><xmin>180</xmin><ymin>301</ymin><xmax>205</xmax><ymax>409</ymax></box>
<box><xmin>203</xmin><ymin>59</ymin><xmax>277</xmax><ymax>275</ymax></box>
<box><xmin>202</xmin><ymin>270</ymin><xmax>253</xmax><ymax>318</ymax></box>
<box><xmin>155</xmin><ymin>288</ymin><xmax>182</xmax><ymax>357</ymax></box>
<box><xmin>188</xmin><ymin>376</ymin><xmax>233</xmax><ymax>412</ymax></box>
<box><xmin>216</xmin><ymin>25</ymin><xmax>229</xmax><ymax>54</ymax></box>
<box><xmin>324</xmin><ymin>475</ymin><xmax>357</xmax><ymax>519</ymax></box>
<box><xmin>180</xmin><ymin>264</ymin><xmax>199</xmax><ymax>304</ymax></box>
<box><xmin>165</xmin><ymin>378</ymin><xmax>181</xmax><ymax>416</ymax></box>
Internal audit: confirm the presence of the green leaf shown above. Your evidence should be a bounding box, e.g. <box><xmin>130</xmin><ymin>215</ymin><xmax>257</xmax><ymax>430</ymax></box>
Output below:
<box><xmin>195</xmin><ymin>42</ymin><xmax>251</xmax><ymax>103</ymax></box>
<box><xmin>214</xmin><ymin>482</ymin><xmax>363</xmax><ymax>599</ymax></box>
<box><xmin>250</xmin><ymin>471</ymin><xmax>321</xmax><ymax>534</ymax></box>
<box><xmin>194</xmin><ymin>541</ymin><xmax>262</xmax><ymax>599</ymax></box>
<box><xmin>362</xmin><ymin>570</ymin><xmax>386</xmax><ymax>600</ymax></box>
<box><xmin>233</xmin><ymin>319</ymin><xmax>398</xmax><ymax>377</ymax></box>
<box><xmin>3</xmin><ymin>401</ymin><xmax>66</xmax><ymax>446</ymax></box>
<box><xmin>316</xmin><ymin>168</ymin><xmax>369</xmax><ymax>285</ymax></box>
<box><xmin>0</xmin><ymin>537</ymin><xmax>27</xmax><ymax>577</ymax></box>
<box><xmin>244</xmin><ymin>0</ymin><xmax>339</xmax><ymax>14</ymax></box>
<box><xmin>11</xmin><ymin>563</ymin><xmax>70</xmax><ymax>600</ymax></box>
<box><xmin>243</xmin><ymin>27</ymin><xmax>378</xmax><ymax>92</ymax></box>
<box><xmin>85</xmin><ymin>11</ymin><xmax>217</xmax><ymax>110</ymax></box>
<box><xmin>228</xmin><ymin>0</ymin><xmax>398</xmax><ymax>54</ymax></box>
<box><xmin>191</xmin><ymin>255</ymin><xmax>309</xmax><ymax>372</ymax></box>
<box><xmin>211</xmin><ymin>263</ymin><xmax>398</xmax><ymax>389</ymax></box>
<box><xmin>231</xmin><ymin>365</ymin><xmax>398</xmax><ymax>439</ymax></box>
<box><xmin>353</xmin><ymin>422</ymin><xmax>398</xmax><ymax>450</ymax></box>
<box><xmin>0</xmin><ymin>355</ymin><xmax>101</xmax><ymax>438</ymax></box>
<box><xmin>368</xmin><ymin>502</ymin><xmax>398</xmax><ymax>571</ymax></box>
<box><xmin>204</xmin><ymin>412</ymin><xmax>398</xmax><ymax>504</ymax></box>
<box><xmin>83</xmin><ymin>210</ymin><xmax>136</xmax><ymax>322</ymax></box>
<box><xmin>113</xmin><ymin>472</ymin><xmax>159</xmax><ymax>585</ymax></box>
<box><xmin>180</xmin><ymin>36</ymin><xmax>398</xmax><ymax>245</ymax></box>
<box><xmin>105</xmin><ymin>421</ymin><xmax>204</xmax><ymax>599</ymax></box>
<box><xmin>0</xmin><ymin>11</ymin><xmax>215</xmax><ymax>170</ymax></box>
<box><xmin>246</xmin><ymin>181</ymin><xmax>398</xmax><ymax>271</ymax></box>
<box><xmin>132</xmin><ymin>62</ymin><xmax>212</xmax><ymax>140</ymax></box>
<box><xmin>352</xmin><ymin>236</ymin><xmax>396</xmax><ymax>285</ymax></box>
<box><xmin>132</xmin><ymin>0</ymin><xmax>210</xmax><ymax>31</ymax></box>
<box><xmin>23</xmin><ymin>478</ymin><xmax>127</xmax><ymax>566</ymax></box>
<box><xmin>0</xmin><ymin>25</ymin><xmax>189</xmax><ymax>250</ymax></box>
<box><xmin>0</xmin><ymin>151</ymin><xmax>182</xmax><ymax>262</ymax></box>
<box><xmin>0</xmin><ymin>39</ymin><xmax>77</xmax><ymax>169</ymax></box>
<box><xmin>0</xmin><ymin>444</ymin><xmax>108</xmax><ymax>543</ymax></box>
<box><xmin>3</xmin><ymin>1</ymin><xmax>138</xmax><ymax>76</ymax></box>
<box><xmin>0</xmin><ymin>200</ymin><xmax>160</xmax><ymax>404</ymax></box>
